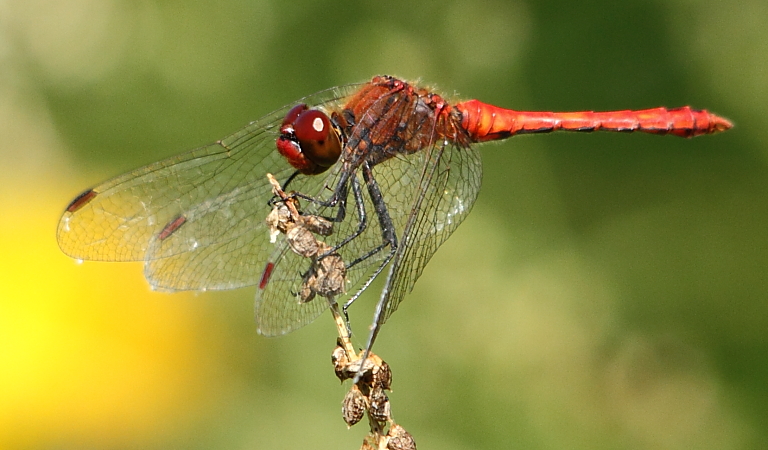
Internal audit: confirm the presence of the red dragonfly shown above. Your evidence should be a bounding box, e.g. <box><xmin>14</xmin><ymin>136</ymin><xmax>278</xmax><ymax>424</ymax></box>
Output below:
<box><xmin>58</xmin><ymin>75</ymin><xmax>732</xmax><ymax>354</ymax></box>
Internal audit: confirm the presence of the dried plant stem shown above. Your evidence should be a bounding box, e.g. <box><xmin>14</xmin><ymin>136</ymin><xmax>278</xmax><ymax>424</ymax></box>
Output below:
<box><xmin>330</xmin><ymin>302</ymin><xmax>358</xmax><ymax>360</ymax></box>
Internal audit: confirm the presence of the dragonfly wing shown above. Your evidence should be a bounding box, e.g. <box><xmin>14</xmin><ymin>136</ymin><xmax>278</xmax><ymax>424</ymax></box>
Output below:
<box><xmin>256</xmin><ymin>143</ymin><xmax>482</xmax><ymax>337</ymax></box>
<box><xmin>254</xmin><ymin>147</ymin><xmax>430</xmax><ymax>336</ymax></box>
<box><xmin>380</xmin><ymin>141</ymin><xmax>482</xmax><ymax>322</ymax></box>
<box><xmin>254</xmin><ymin>162</ymin><xmax>374</xmax><ymax>336</ymax></box>
<box><xmin>57</xmin><ymin>85</ymin><xmax>361</xmax><ymax>293</ymax></box>
<box><xmin>142</xmin><ymin>164</ymin><xmax>311</xmax><ymax>290</ymax></box>
<box><xmin>254</xmin><ymin>232</ymin><xmax>337</xmax><ymax>336</ymax></box>
<box><xmin>57</xmin><ymin>84</ymin><xmax>361</xmax><ymax>262</ymax></box>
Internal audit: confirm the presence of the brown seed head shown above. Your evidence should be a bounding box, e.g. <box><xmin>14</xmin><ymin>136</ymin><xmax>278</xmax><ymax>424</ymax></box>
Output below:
<box><xmin>331</xmin><ymin>345</ymin><xmax>350</xmax><ymax>382</ymax></box>
<box><xmin>369</xmin><ymin>386</ymin><xmax>391</xmax><ymax>423</ymax></box>
<box><xmin>387</xmin><ymin>424</ymin><xmax>416</xmax><ymax>450</ymax></box>
<box><xmin>342</xmin><ymin>385</ymin><xmax>367</xmax><ymax>427</ymax></box>
<box><xmin>374</xmin><ymin>360</ymin><xmax>392</xmax><ymax>390</ymax></box>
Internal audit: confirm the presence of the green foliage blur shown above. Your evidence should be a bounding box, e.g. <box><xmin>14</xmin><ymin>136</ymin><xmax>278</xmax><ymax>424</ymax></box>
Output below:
<box><xmin>2</xmin><ymin>0</ymin><xmax>766</xmax><ymax>449</ymax></box>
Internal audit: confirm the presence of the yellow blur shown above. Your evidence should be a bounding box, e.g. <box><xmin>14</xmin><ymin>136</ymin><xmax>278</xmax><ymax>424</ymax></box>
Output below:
<box><xmin>0</xmin><ymin>180</ymin><xmax>224</xmax><ymax>448</ymax></box>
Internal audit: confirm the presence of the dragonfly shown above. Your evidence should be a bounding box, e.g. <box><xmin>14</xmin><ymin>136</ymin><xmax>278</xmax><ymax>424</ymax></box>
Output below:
<box><xmin>58</xmin><ymin>75</ymin><xmax>732</xmax><ymax>356</ymax></box>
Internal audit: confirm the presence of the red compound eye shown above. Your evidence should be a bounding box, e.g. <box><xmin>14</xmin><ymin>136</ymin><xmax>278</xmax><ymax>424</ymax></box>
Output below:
<box><xmin>282</xmin><ymin>104</ymin><xmax>308</xmax><ymax>128</ymax></box>
<box><xmin>276</xmin><ymin>105</ymin><xmax>342</xmax><ymax>175</ymax></box>
<box><xmin>277</xmin><ymin>104</ymin><xmax>315</xmax><ymax>174</ymax></box>
<box><xmin>294</xmin><ymin>109</ymin><xmax>332</xmax><ymax>143</ymax></box>
<box><xmin>294</xmin><ymin>109</ymin><xmax>342</xmax><ymax>168</ymax></box>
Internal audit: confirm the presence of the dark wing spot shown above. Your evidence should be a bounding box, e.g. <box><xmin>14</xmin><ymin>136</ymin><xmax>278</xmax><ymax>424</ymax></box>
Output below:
<box><xmin>66</xmin><ymin>189</ymin><xmax>97</xmax><ymax>213</ymax></box>
<box><xmin>158</xmin><ymin>215</ymin><xmax>187</xmax><ymax>241</ymax></box>
<box><xmin>259</xmin><ymin>262</ymin><xmax>275</xmax><ymax>289</ymax></box>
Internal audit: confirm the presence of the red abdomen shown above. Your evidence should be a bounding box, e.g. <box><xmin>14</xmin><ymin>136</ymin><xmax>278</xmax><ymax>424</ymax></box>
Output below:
<box><xmin>456</xmin><ymin>100</ymin><xmax>733</xmax><ymax>142</ymax></box>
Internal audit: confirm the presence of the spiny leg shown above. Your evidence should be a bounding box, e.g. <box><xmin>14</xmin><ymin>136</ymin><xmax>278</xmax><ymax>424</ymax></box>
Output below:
<box><xmin>342</xmin><ymin>162</ymin><xmax>399</xmax><ymax>325</ymax></box>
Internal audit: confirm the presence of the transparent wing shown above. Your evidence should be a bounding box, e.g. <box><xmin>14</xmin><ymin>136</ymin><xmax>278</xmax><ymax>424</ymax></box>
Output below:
<box><xmin>255</xmin><ymin>156</ymin><xmax>420</xmax><ymax>336</ymax></box>
<box><xmin>254</xmin><ymin>161</ymin><xmax>353</xmax><ymax>336</ymax></box>
<box><xmin>142</xmin><ymin>166</ymin><xmax>327</xmax><ymax>290</ymax></box>
<box><xmin>381</xmin><ymin>141</ymin><xmax>482</xmax><ymax>322</ymax></box>
<box><xmin>57</xmin><ymin>84</ymin><xmax>360</xmax><ymax>292</ymax></box>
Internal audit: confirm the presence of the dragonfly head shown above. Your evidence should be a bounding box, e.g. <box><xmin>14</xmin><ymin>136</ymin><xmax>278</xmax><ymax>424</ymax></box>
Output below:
<box><xmin>277</xmin><ymin>104</ymin><xmax>342</xmax><ymax>175</ymax></box>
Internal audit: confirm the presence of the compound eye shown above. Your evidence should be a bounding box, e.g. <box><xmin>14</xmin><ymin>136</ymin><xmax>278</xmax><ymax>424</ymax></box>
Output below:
<box><xmin>282</xmin><ymin>104</ymin><xmax>308</xmax><ymax>129</ymax></box>
<box><xmin>293</xmin><ymin>109</ymin><xmax>342</xmax><ymax>169</ymax></box>
<box><xmin>294</xmin><ymin>109</ymin><xmax>332</xmax><ymax>143</ymax></box>
<box><xmin>277</xmin><ymin>104</ymin><xmax>315</xmax><ymax>174</ymax></box>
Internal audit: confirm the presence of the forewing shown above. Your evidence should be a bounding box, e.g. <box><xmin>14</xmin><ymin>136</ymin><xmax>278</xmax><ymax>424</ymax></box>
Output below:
<box><xmin>57</xmin><ymin>84</ymin><xmax>359</xmax><ymax>292</ymax></box>
<box><xmin>142</xmin><ymin>165</ymin><xmax>329</xmax><ymax>290</ymax></box>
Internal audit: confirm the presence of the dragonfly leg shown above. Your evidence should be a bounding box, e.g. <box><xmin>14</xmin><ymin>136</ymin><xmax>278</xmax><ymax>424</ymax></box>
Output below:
<box><xmin>279</xmin><ymin>170</ymin><xmax>301</xmax><ymax>192</ymax></box>
<box><xmin>342</xmin><ymin>163</ymin><xmax>399</xmax><ymax>323</ymax></box>
<box><xmin>287</xmin><ymin>169</ymin><xmax>353</xmax><ymax>211</ymax></box>
<box><xmin>317</xmin><ymin>173</ymin><xmax>369</xmax><ymax>259</ymax></box>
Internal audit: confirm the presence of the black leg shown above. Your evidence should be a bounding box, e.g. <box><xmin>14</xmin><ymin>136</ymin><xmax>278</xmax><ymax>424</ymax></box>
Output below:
<box><xmin>318</xmin><ymin>173</ymin><xmax>369</xmax><ymax>259</ymax></box>
<box><xmin>342</xmin><ymin>162</ymin><xmax>399</xmax><ymax>319</ymax></box>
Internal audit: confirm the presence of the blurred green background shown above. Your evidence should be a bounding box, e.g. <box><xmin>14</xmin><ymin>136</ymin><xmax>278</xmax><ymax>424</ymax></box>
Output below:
<box><xmin>1</xmin><ymin>0</ymin><xmax>765</xmax><ymax>449</ymax></box>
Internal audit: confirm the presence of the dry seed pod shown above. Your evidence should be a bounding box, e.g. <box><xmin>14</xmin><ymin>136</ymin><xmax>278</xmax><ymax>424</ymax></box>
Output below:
<box><xmin>265</xmin><ymin>202</ymin><xmax>292</xmax><ymax>241</ymax></box>
<box><xmin>286</xmin><ymin>225</ymin><xmax>321</xmax><ymax>258</ymax></box>
<box><xmin>331</xmin><ymin>345</ymin><xmax>349</xmax><ymax>382</ymax></box>
<box><xmin>314</xmin><ymin>250</ymin><xmax>346</xmax><ymax>295</ymax></box>
<box><xmin>373</xmin><ymin>360</ymin><xmax>392</xmax><ymax>390</ymax></box>
<box><xmin>341</xmin><ymin>358</ymin><xmax>367</xmax><ymax>383</ymax></box>
<box><xmin>342</xmin><ymin>385</ymin><xmax>366</xmax><ymax>427</ymax></box>
<box><xmin>298</xmin><ymin>249</ymin><xmax>347</xmax><ymax>303</ymax></box>
<box><xmin>298</xmin><ymin>276</ymin><xmax>317</xmax><ymax>303</ymax></box>
<box><xmin>387</xmin><ymin>424</ymin><xmax>416</xmax><ymax>450</ymax></box>
<box><xmin>369</xmin><ymin>386</ymin><xmax>391</xmax><ymax>422</ymax></box>
<box><xmin>346</xmin><ymin>351</ymin><xmax>384</xmax><ymax>386</ymax></box>
<box><xmin>301</xmin><ymin>213</ymin><xmax>334</xmax><ymax>236</ymax></box>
